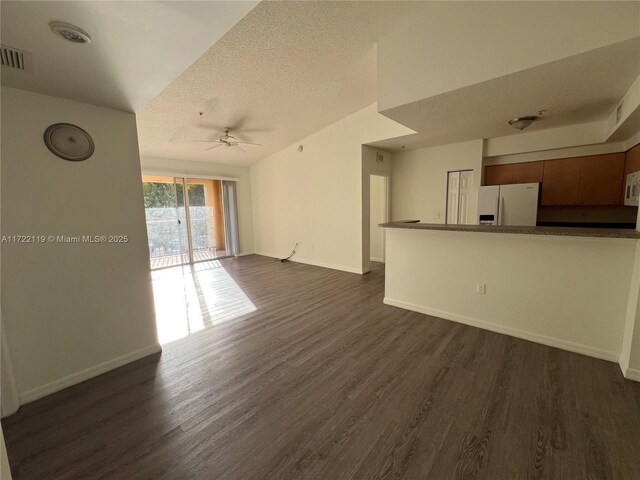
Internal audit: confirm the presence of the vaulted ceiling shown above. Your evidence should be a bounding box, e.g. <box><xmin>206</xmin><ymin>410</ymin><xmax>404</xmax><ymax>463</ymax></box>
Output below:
<box><xmin>136</xmin><ymin>1</ymin><xmax>427</xmax><ymax>166</ymax></box>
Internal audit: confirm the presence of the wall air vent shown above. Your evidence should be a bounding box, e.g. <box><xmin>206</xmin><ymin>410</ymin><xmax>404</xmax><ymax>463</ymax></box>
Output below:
<box><xmin>376</xmin><ymin>152</ymin><xmax>384</xmax><ymax>163</ymax></box>
<box><xmin>0</xmin><ymin>45</ymin><xmax>30</xmax><ymax>71</ymax></box>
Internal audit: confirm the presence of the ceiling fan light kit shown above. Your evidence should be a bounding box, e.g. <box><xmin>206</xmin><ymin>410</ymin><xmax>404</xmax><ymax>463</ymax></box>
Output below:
<box><xmin>192</xmin><ymin>127</ymin><xmax>261</xmax><ymax>153</ymax></box>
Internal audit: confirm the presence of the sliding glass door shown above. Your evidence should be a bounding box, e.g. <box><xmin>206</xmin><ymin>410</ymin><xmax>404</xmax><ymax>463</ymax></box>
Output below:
<box><xmin>142</xmin><ymin>175</ymin><xmax>234</xmax><ymax>269</ymax></box>
<box><xmin>185</xmin><ymin>178</ymin><xmax>226</xmax><ymax>262</ymax></box>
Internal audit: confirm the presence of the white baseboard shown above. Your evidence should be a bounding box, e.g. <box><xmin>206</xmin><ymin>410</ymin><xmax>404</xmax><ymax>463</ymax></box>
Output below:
<box><xmin>18</xmin><ymin>343</ymin><xmax>162</xmax><ymax>405</ymax></box>
<box><xmin>237</xmin><ymin>251</ymin><xmax>254</xmax><ymax>257</ymax></box>
<box><xmin>623</xmin><ymin>367</ymin><xmax>640</xmax><ymax>382</ymax></box>
<box><xmin>370</xmin><ymin>257</ymin><xmax>385</xmax><ymax>263</ymax></box>
<box><xmin>383</xmin><ymin>297</ymin><xmax>619</xmax><ymax>363</ymax></box>
<box><xmin>254</xmin><ymin>251</ymin><xmax>363</xmax><ymax>274</ymax></box>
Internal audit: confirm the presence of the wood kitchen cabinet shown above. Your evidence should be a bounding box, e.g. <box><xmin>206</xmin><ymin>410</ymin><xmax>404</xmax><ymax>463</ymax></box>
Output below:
<box><xmin>541</xmin><ymin>153</ymin><xmax>625</xmax><ymax>206</ymax></box>
<box><xmin>625</xmin><ymin>143</ymin><xmax>640</xmax><ymax>175</ymax></box>
<box><xmin>578</xmin><ymin>154</ymin><xmax>625</xmax><ymax>205</ymax></box>
<box><xmin>484</xmin><ymin>164</ymin><xmax>513</xmax><ymax>185</ymax></box>
<box><xmin>513</xmin><ymin>161</ymin><xmax>544</xmax><ymax>184</ymax></box>
<box><xmin>541</xmin><ymin>157</ymin><xmax>582</xmax><ymax>205</ymax></box>
<box><xmin>484</xmin><ymin>161</ymin><xmax>543</xmax><ymax>186</ymax></box>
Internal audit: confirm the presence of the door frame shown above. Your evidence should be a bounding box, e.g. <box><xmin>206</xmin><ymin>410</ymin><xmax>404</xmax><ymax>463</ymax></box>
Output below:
<box><xmin>369</xmin><ymin>173</ymin><xmax>390</xmax><ymax>264</ymax></box>
<box><xmin>142</xmin><ymin>175</ymin><xmax>234</xmax><ymax>270</ymax></box>
<box><xmin>446</xmin><ymin>169</ymin><xmax>474</xmax><ymax>225</ymax></box>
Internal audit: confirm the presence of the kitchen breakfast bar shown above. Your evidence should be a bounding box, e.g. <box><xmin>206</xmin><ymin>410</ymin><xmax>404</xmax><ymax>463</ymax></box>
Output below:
<box><xmin>381</xmin><ymin>220</ymin><xmax>640</xmax><ymax>381</ymax></box>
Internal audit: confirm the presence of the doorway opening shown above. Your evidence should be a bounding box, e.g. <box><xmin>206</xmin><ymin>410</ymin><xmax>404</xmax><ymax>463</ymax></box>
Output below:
<box><xmin>370</xmin><ymin>174</ymin><xmax>389</xmax><ymax>264</ymax></box>
<box><xmin>142</xmin><ymin>175</ymin><xmax>239</xmax><ymax>269</ymax></box>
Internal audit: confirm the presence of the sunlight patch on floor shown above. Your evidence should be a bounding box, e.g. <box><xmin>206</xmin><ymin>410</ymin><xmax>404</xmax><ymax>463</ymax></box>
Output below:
<box><xmin>151</xmin><ymin>262</ymin><xmax>256</xmax><ymax>344</ymax></box>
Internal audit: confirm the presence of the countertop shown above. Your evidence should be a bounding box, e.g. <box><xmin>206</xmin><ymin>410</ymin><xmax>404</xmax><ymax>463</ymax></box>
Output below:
<box><xmin>380</xmin><ymin>220</ymin><xmax>640</xmax><ymax>239</ymax></box>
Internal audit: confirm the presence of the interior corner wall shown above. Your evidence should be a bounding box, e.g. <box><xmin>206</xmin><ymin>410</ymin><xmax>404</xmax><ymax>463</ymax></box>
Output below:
<box><xmin>139</xmin><ymin>156</ymin><xmax>255</xmax><ymax>256</ymax></box>
<box><xmin>390</xmin><ymin>139</ymin><xmax>484</xmax><ymax>224</ymax></box>
<box><xmin>1</xmin><ymin>87</ymin><xmax>159</xmax><ymax>405</ymax></box>
<box><xmin>250</xmin><ymin>103</ymin><xmax>412</xmax><ymax>274</ymax></box>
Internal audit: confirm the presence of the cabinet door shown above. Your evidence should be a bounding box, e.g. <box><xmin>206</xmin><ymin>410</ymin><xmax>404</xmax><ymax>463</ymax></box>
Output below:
<box><xmin>578</xmin><ymin>154</ymin><xmax>625</xmax><ymax>205</ymax></box>
<box><xmin>625</xmin><ymin>143</ymin><xmax>640</xmax><ymax>175</ymax></box>
<box><xmin>484</xmin><ymin>164</ymin><xmax>513</xmax><ymax>185</ymax></box>
<box><xmin>541</xmin><ymin>158</ymin><xmax>582</xmax><ymax>206</ymax></box>
<box><xmin>512</xmin><ymin>161</ymin><xmax>543</xmax><ymax>184</ymax></box>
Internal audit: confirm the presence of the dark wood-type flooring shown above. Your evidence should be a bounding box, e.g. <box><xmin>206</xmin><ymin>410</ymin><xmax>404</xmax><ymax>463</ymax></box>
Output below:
<box><xmin>3</xmin><ymin>255</ymin><xmax>640</xmax><ymax>479</ymax></box>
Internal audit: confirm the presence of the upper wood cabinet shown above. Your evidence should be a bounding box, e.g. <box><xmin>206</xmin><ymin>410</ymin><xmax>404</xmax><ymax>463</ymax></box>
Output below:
<box><xmin>486</xmin><ymin>153</ymin><xmax>629</xmax><ymax>206</ymax></box>
<box><xmin>578</xmin><ymin>154</ymin><xmax>625</xmax><ymax>205</ymax></box>
<box><xmin>541</xmin><ymin>157</ymin><xmax>582</xmax><ymax>205</ymax></box>
<box><xmin>484</xmin><ymin>164</ymin><xmax>513</xmax><ymax>185</ymax></box>
<box><xmin>513</xmin><ymin>161</ymin><xmax>544</xmax><ymax>184</ymax></box>
<box><xmin>626</xmin><ymin>143</ymin><xmax>640</xmax><ymax>175</ymax></box>
<box><xmin>484</xmin><ymin>161</ymin><xmax>543</xmax><ymax>186</ymax></box>
<box><xmin>540</xmin><ymin>153</ymin><xmax>625</xmax><ymax>206</ymax></box>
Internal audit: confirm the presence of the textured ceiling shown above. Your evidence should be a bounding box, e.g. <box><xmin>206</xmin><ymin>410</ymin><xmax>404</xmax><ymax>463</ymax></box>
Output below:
<box><xmin>137</xmin><ymin>1</ymin><xmax>427</xmax><ymax>166</ymax></box>
<box><xmin>371</xmin><ymin>37</ymin><xmax>640</xmax><ymax>151</ymax></box>
<box><xmin>0</xmin><ymin>1</ymin><xmax>257</xmax><ymax>112</ymax></box>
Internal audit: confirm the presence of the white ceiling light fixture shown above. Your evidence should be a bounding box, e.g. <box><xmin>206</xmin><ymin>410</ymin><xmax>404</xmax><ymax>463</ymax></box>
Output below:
<box><xmin>508</xmin><ymin>115</ymin><xmax>538</xmax><ymax>131</ymax></box>
<box><xmin>49</xmin><ymin>22</ymin><xmax>91</xmax><ymax>44</ymax></box>
<box><xmin>192</xmin><ymin>127</ymin><xmax>261</xmax><ymax>152</ymax></box>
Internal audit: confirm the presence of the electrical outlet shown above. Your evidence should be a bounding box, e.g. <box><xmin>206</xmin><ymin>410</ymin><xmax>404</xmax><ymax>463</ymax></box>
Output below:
<box><xmin>476</xmin><ymin>283</ymin><xmax>486</xmax><ymax>295</ymax></box>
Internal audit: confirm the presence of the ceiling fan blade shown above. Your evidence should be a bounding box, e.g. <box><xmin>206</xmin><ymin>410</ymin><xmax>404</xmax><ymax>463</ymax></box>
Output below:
<box><xmin>234</xmin><ymin>144</ymin><xmax>246</xmax><ymax>152</ymax></box>
<box><xmin>203</xmin><ymin>143</ymin><xmax>224</xmax><ymax>151</ymax></box>
<box><xmin>192</xmin><ymin>139</ymin><xmax>216</xmax><ymax>143</ymax></box>
<box><xmin>234</xmin><ymin>141</ymin><xmax>262</xmax><ymax>146</ymax></box>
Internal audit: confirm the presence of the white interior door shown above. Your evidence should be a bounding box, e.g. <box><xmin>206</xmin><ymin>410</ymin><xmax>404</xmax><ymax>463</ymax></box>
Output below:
<box><xmin>458</xmin><ymin>171</ymin><xmax>473</xmax><ymax>224</ymax></box>
<box><xmin>446</xmin><ymin>171</ymin><xmax>460</xmax><ymax>224</ymax></box>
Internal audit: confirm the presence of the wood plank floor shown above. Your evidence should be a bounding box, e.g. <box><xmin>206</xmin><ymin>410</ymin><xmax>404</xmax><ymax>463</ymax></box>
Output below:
<box><xmin>3</xmin><ymin>255</ymin><xmax>640</xmax><ymax>479</ymax></box>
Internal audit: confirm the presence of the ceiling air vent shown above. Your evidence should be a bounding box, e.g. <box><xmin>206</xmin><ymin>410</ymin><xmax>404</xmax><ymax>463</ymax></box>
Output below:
<box><xmin>0</xmin><ymin>45</ymin><xmax>29</xmax><ymax>71</ymax></box>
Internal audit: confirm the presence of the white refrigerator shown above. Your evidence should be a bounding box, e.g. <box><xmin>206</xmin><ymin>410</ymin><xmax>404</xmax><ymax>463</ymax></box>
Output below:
<box><xmin>478</xmin><ymin>183</ymin><xmax>539</xmax><ymax>226</ymax></box>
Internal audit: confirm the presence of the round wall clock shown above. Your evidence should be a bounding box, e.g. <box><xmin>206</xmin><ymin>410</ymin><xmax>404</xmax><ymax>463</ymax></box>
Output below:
<box><xmin>43</xmin><ymin>123</ymin><xmax>95</xmax><ymax>161</ymax></box>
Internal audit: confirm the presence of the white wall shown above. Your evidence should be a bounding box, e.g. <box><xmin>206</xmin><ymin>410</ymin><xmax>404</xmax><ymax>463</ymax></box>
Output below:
<box><xmin>139</xmin><ymin>156</ymin><xmax>254</xmax><ymax>256</ymax></box>
<box><xmin>484</xmin><ymin>140</ymin><xmax>629</xmax><ymax>166</ymax></box>
<box><xmin>384</xmin><ymin>228</ymin><xmax>638</xmax><ymax>362</ymax></box>
<box><xmin>1</xmin><ymin>330</ymin><xmax>19</xmax><ymax>417</ymax></box>
<box><xmin>484</xmin><ymin>121</ymin><xmax>607</xmax><ymax>158</ymax></box>
<box><xmin>377</xmin><ymin>2</ymin><xmax>640</xmax><ymax>112</ymax></box>
<box><xmin>250</xmin><ymin>104</ymin><xmax>412</xmax><ymax>274</ymax></box>
<box><xmin>369</xmin><ymin>175</ymin><xmax>386</xmax><ymax>262</ymax></box>
<box><xmin>390</xmin><ymin>140</ymin><xmax>484</xmax><ymax>224</ymax></box>
<box><xmin>1</xmin><ymin>425</ymin><xmax>10</xmax><ymax>480</ymax></box>
<box><xmin>620</xmin><ymin>241</ymin><xmax>640</xmax><ymax>380</ymax></box>
<box><xmin>1</xmin><ymin>87</ymin><xmax>159</xmax><ymax>404</ymax></box>
<box><xmin>606</xmin><ymin>73</ymin><xmax>640</xmax><ymax>141</ymax></box>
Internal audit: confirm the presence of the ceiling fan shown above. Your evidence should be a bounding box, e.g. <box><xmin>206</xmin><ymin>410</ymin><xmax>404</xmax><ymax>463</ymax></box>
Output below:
<box><xmin>192</xmin><ymin>128</ymin><xmax>261</xmax><ymax>152</ymax></box>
